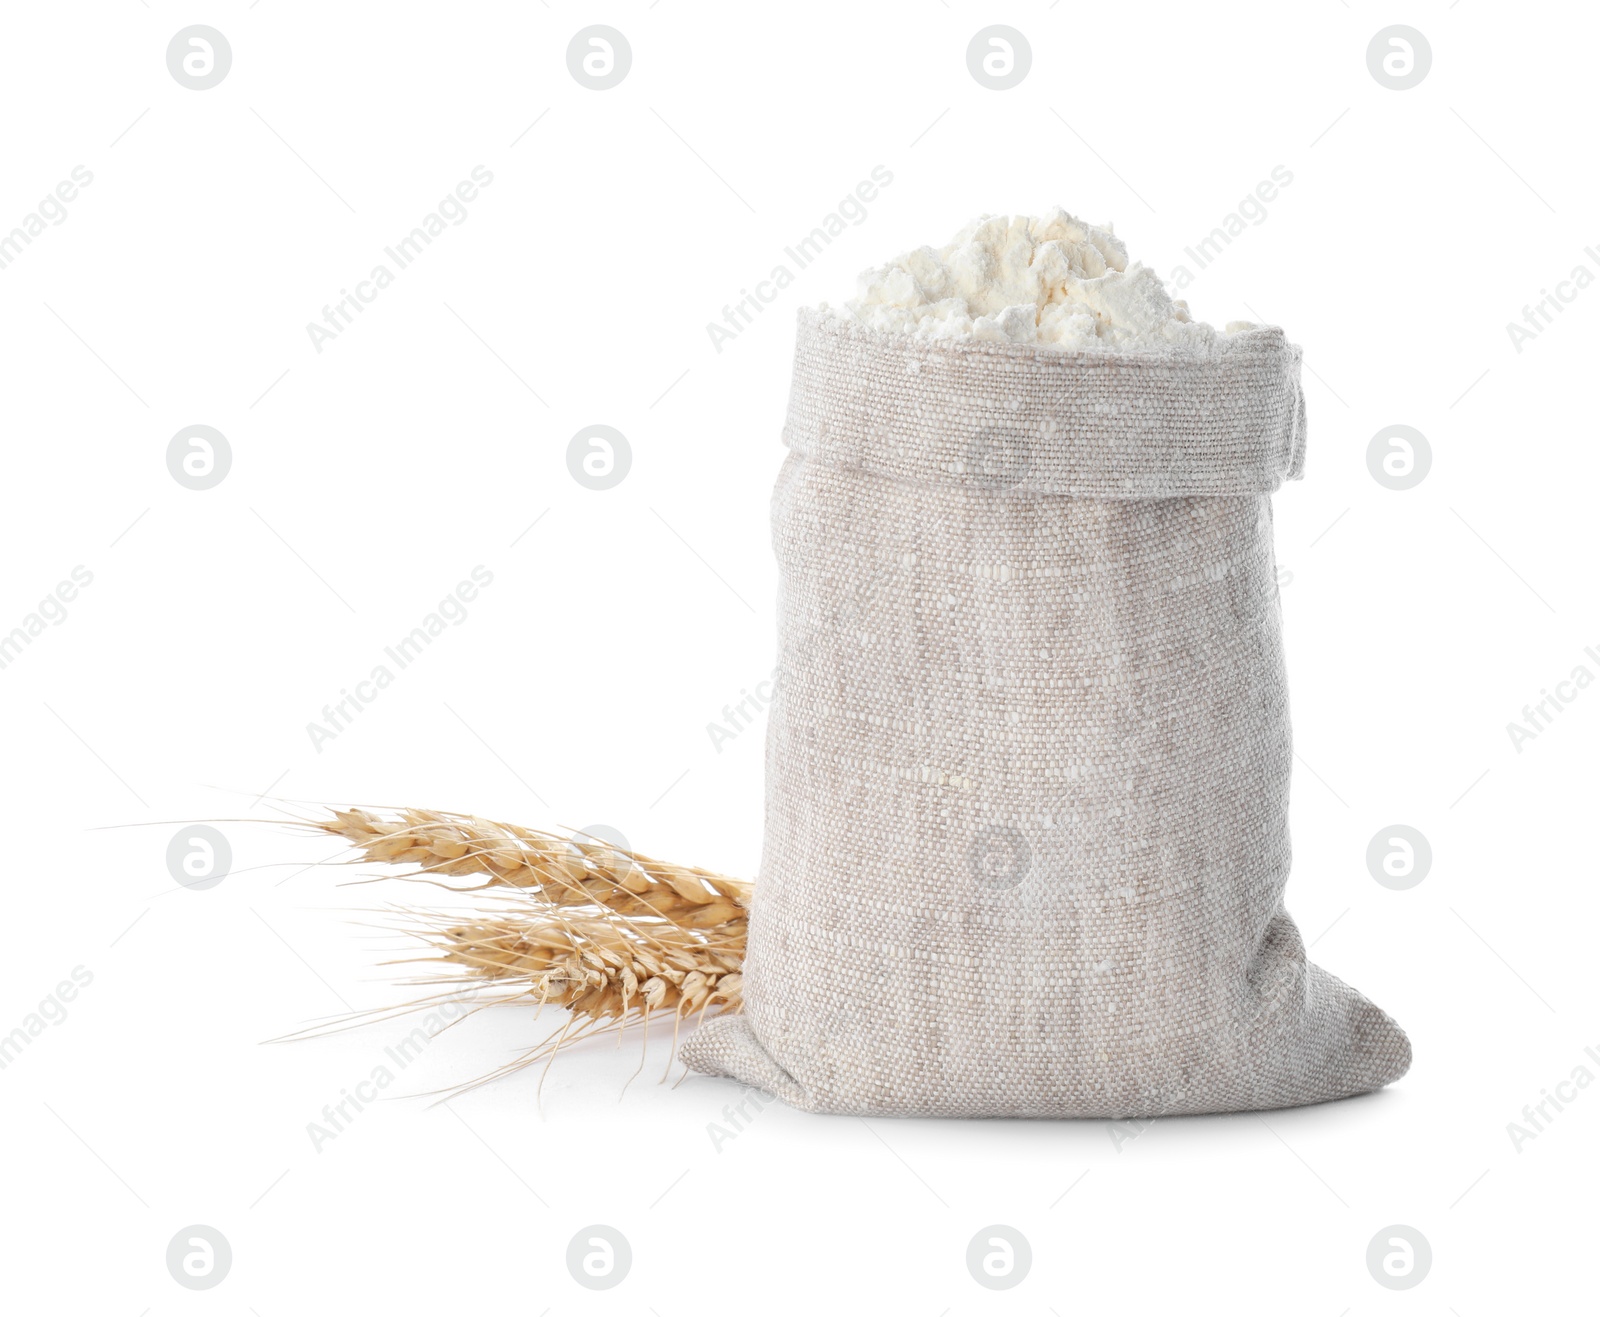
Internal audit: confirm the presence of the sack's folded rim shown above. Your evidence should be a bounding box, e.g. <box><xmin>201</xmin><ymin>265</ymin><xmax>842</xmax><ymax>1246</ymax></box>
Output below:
<box><xmin>786</xmin><ymin>309</ymin><xmax>1309</xmax><ymax>500</ymax></box>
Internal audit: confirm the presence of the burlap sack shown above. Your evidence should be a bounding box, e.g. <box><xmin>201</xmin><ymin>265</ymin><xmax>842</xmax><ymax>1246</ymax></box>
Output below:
<box><xmin>682</xmin><ymin>309</ymin><xmax>1411</xmax><ymax>1118</ymax></box>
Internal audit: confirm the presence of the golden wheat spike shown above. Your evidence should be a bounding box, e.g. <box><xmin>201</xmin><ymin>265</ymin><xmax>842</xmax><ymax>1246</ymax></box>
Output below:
<box><xmin>304</xmin><ymin>806</ymin><xmax>750</xmax><ymax>1090</ymax></box>
<box><xmin>314</xmin><ymin>807</ymin><xmax>751</xmax><ymax>927</ymax></box>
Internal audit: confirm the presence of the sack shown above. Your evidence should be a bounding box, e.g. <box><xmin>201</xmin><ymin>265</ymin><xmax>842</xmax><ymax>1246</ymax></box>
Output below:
<box><xmin>681</xmin><ymin>310</ymin><xmax>1410</xmax><ymax>1117</ymax></box>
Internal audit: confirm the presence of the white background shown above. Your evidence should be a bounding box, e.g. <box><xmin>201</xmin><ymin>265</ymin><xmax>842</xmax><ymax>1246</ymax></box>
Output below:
<box><xmin>1</xmin><ymin>1</ymin><xmax>1595</xmax><ymax>1311</ymax></box>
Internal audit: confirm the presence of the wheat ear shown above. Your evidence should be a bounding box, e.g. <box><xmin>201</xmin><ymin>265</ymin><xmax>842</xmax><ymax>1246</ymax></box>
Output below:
<box><xmin>305</xmin><ymin>807</ymin><xmax>749</xmax><ymax>1089</ymax></box>
<box><xmin>314</xmin><ymin>807</ymin><xmax>750</xmax><ymax>933</ymax></box>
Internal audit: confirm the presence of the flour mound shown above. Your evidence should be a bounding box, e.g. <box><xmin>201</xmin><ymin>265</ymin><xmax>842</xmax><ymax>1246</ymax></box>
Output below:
<box><xmin>832</xmin><ymin>208</ymin><xmax>1251</xmax><ymax>351</ymax></box>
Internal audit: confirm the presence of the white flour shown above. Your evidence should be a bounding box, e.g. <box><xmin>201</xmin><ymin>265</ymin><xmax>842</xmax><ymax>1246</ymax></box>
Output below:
<box><xmin>832</xmin><ymin>208</ymin><xmax>1251</xmax><ymax>350</ymax></box>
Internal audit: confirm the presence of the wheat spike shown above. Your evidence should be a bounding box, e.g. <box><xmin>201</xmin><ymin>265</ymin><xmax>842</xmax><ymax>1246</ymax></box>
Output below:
<box><xmin>304</xmin><ymin>807</ymin><xmax>749</xmax><ymax>1090</ymax></box>
<box><xmin>314</xmin><ymin>807</ymin><xmax>750</xmax><ymax>935</ymax></box>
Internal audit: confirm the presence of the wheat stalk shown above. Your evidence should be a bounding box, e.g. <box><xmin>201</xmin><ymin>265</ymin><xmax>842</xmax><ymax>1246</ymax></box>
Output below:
<box><xmin>303</xmin><ymin>807</ymin><xmax>749</xmax><ymax>1092</ymax></box>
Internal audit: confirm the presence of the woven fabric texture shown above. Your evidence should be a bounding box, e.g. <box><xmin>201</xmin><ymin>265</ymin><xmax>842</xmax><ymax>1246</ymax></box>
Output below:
<box><xmin>681</xmin><ymin>311</ymin><xmax>1410</xmax><ymax>1118</ymax></box>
